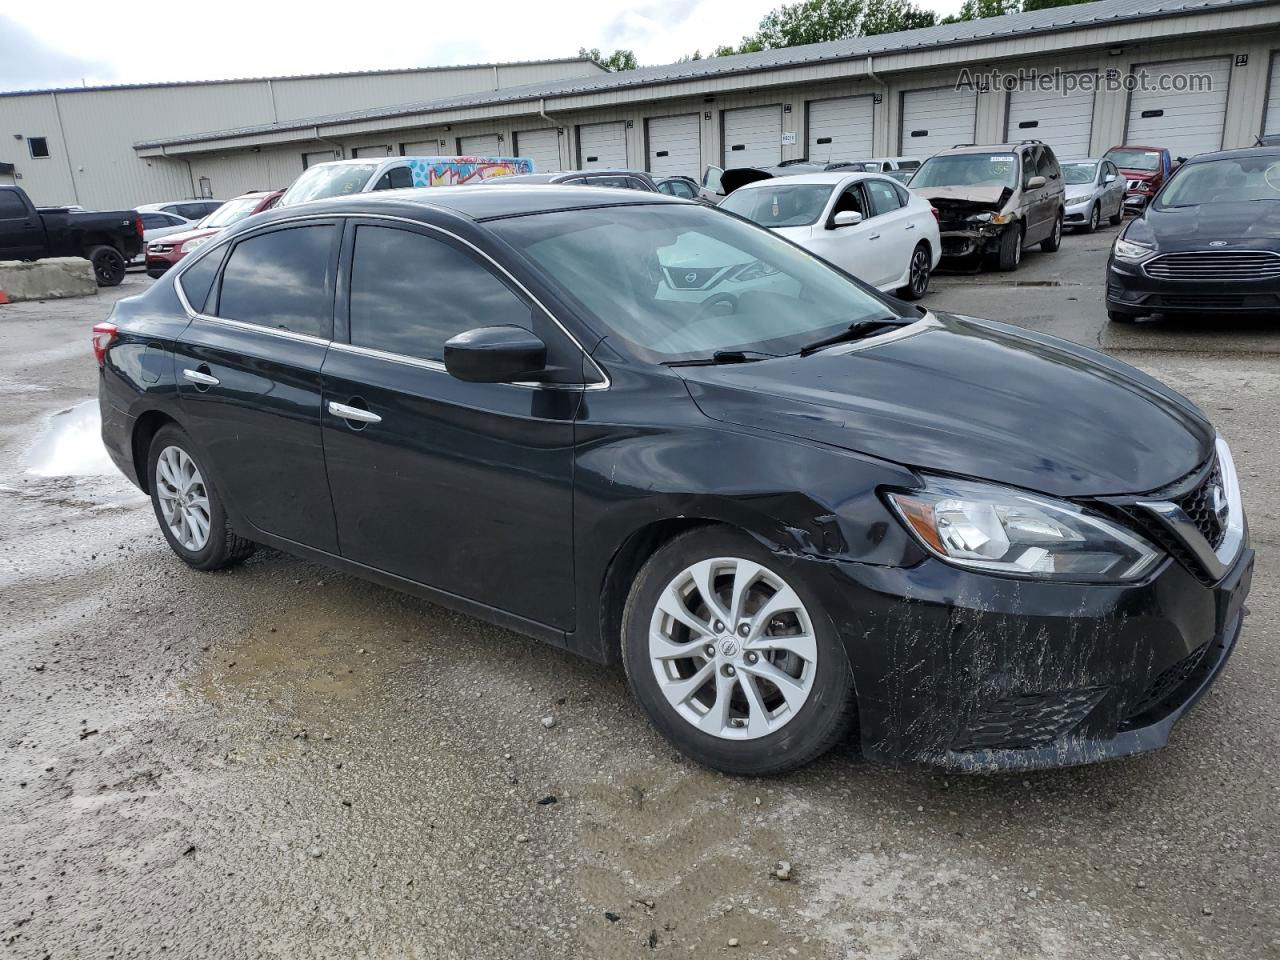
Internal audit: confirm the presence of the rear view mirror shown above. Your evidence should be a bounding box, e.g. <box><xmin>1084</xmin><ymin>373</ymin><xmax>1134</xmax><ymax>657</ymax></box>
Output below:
<box><xmin>444</xmin><ymin>326</ymin><xmax>547</xmax><ymax>383</ymax></box>
<box><xmin>1026</xmin><ymin>175</ymin><xmax>1047</xmax><ymax>189</ymax></box>
<box><xmin>830</xmin><ymin>210</ymin><xmax>863</xmax><ymax>228</ymax></box>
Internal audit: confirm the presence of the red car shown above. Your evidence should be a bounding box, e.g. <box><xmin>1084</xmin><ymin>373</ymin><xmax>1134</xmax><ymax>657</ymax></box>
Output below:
<box><xmin>1102</xmin><ymin>145</ymin><xmax>1175</xmax><ymax>213</ymax></box>
<box><xmin>145</xmin><ymin>190</ymin><xmax>282</xmax><ymax>278</ymax></box>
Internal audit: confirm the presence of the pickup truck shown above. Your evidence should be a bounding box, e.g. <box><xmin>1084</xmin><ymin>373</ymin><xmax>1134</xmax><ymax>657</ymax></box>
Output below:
<box><xmin>0</xmin><ymin>185</ymin><xmax>142</xmax><ymax>286</ymax></box>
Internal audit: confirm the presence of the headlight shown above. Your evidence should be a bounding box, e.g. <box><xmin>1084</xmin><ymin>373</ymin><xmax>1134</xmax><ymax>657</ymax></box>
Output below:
<box><xmin>964</xmin><ymin>212</ymin><xmax>1012</xmax><ymax>225</ymax></box>
<box><xmin>886</xmin><ymin>476</ymin><xmax>1161</xmax><ymax>582</ymax></box>
<box><xmin>1113</xmin><ymin>238</ymin><xmax>1154</xmax><ymax>263</ymax></box>
<box><xmin>181</xmin><ymin>236</ymin><xmax>210</xmax><ymax>254</ymax></box>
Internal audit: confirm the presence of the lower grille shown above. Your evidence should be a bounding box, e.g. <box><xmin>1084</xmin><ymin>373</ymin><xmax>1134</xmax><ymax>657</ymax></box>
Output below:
<box><xmin>1144</xmin><ymin>292</ymin><xmax>1279</xmax><ymax>310</ymax></box>
<box><xmin>1122</xmin><ymin>642</ymin><xmax>1209</xmax><ymax>724</ymax></box>
<box><xmin>952</xmin><ymin>688</ymin><xmax>1107</xmax><ymax>752</ymax></box>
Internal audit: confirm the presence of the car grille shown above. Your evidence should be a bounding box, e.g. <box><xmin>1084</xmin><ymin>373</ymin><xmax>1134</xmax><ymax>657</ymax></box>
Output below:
<box><xmin>1175</xmin><ymin>460</ymin><xmax>1226</xmax><ymax>549</ymax></box>
<box><xmin>1121</xmin><ymin>642</ymin><xmax>1209</xmax><ymax>725</ymax></box>
<box><xmin>148</xmin><ymin>244</ymin><xmax>173</xmax><ymax>254</ymax></box>
<box><xmin>951</xmin><ymin>688</ymin><xmax>1107</xmax><ymax>752</ymax></box>
<box><xmin>1144</xmin><ymin>251</ymin><xmax>1280</xmax><ymax>282</ymax></box>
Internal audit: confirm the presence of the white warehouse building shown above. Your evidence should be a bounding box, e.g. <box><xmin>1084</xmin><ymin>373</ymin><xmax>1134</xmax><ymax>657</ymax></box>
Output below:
<box><xmin>5</xmin><ymin>0</ymin><xmax>1280</xmax><ymax>212</ymax></box>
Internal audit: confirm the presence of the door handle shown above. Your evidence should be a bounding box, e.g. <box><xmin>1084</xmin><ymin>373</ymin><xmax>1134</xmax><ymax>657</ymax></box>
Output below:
<box><xmin>182</xmin><ymin>368</ymin><xmax>219</xmax><ymax>387</ymax></box>
<box><xmin>868</xmin><ymin>233</ymin><xmax>881</xmax><ymax>240</ymax></box>
<box><xmin>905</xmin><ymin>223</ymin><xmax>916</xmax><ymax>231</ymax></box>
<box><xmin>328</xmin><ymin>400</ymin><xmax>382</xmax><ymax>425</ymax></box>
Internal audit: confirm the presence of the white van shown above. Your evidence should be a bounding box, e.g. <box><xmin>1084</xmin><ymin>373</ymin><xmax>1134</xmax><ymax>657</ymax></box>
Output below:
<box><xmin>278</xmin><ymin>156</ymin><xmax>534</xmax><ymax>207</ymax></box>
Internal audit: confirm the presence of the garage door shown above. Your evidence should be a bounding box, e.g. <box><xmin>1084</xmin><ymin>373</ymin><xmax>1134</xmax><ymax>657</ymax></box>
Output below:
<box><xmin>513</xmin><ymin>128</ymin><xmax>561</xmax><ymax>172</ymax></box>
<box><xmin>351</xmin><ymin>144</ymin><xmax>392</xmax><ymax>158</ymax></box>
<box><xmin>646</xmin><ymin>114</ymin><xmax>701</xmax><ymax>177</ymax></box>
<box><xmin>577</xmin><ymin>122</ymin><xmax>628</xmax><ymax>168</ymax></box>
<box><xmin>807</xmin><ymin>96</ymin><xmax>874</xmax><ymax>162</ymax></box>
<box><xmin>722</xmin><ymin>105</ymin><xmax>783</xmax><ymax>167</ymax></box>
<box><xmin>1262</xmin><ymin>52</ymin><xmax>1280</xmax><ymax>136</ymax></box>
<box><xmin>1006</xmin><ymin>72</ymin><xmax>1095</xmax><ymax>160</ymax></box>
<box><xmin>1126</xmin><ymin>58</ymin><xmax>1231</xmax><ymax>159</ymax></box>
<box><xmin>402</xmin><ymin>138</ymin><xmax>444</xmax><ymax>154</ymax></box>
<box><xmin>900</xmin><ymin>87</ymin><xmax>977</xmax><ymax>158</ymax></box>
<box><xmin>458</xmin><ymin>134</ymin><xmax>502</xmax><ymax>156</ymax></box>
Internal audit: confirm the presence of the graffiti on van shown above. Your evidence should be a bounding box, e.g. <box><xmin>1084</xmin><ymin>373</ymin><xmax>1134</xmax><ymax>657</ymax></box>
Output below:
<box><xmin>406</xmin><ymin>156</ymin><xmax>534</xmax><ymax>186</ymax></box>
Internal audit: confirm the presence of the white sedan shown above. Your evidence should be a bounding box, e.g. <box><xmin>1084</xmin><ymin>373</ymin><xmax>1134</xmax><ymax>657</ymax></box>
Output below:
<box><xmin>719</xmin><ymin>172</ymin><xmax>941</xmax><ymax>299</ymax></box>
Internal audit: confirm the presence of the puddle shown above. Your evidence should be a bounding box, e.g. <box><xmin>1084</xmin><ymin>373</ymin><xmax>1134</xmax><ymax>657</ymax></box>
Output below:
<box><xmin>25</xmin><ymin>400</ymin><xmax>118</xmax><ymax>478</ymax></box>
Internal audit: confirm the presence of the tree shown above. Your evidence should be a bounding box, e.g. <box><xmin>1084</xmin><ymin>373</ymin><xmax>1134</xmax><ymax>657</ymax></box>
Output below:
<box><xmin>578</xmin><ymin>47</ymin><xmax>639</xmax><ymax>72</ymax></box>
<box><xmin>712</xmin><ymin>0</ymin><xmax>937</xmax><ymax>56</ymax></box>
<box><xmin>1021</xmin><ymin>0</ymin><xmax>1093</xmax><ymax>10</ymax></box>
<box><xmin>942</xmin><ymin>0</ymin><xmax>1020</xmax><ymax>22</ymax></box>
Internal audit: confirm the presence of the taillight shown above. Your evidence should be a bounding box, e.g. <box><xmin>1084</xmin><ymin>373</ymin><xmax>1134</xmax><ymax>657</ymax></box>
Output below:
<box><xmin>930</xmin><ymin>206</ymin><xmax>939</xmax><ymax>222</ymax></box>
<box><xmin>135</xmin><ymin>215</ymin><xmax>144</xmax><ymax>238</ymax></box>
<box><xmin>92</xmin><ymin>322</ymin><xmax>118</xmax><ymax>368</ymax></box>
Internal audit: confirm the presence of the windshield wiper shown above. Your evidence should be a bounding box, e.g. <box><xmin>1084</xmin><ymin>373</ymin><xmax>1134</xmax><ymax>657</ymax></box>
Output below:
<box><xmin>664</xmin><ymin>350</ymin><xmax>778</xmax><ymax>367</ymax></box>
<box><xmin>797</xmin><ymin>317</ymin><xmax>914</xmax><ymax>356</ymax></box>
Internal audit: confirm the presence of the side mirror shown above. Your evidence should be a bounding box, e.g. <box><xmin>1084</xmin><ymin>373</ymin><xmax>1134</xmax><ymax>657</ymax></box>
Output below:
<box><xmin>1026</xmin><ymin>175</ymin><xmax>1047</xmax><ymax>189</ymax></box>
<box><xmin>830</xmin><ymin>210</ymin><xmax>863</xmax><ymax>229</ymax></box>
<box><xmin>444</xmin><ymin>326</ymin><xmax>547</xmax><ymax>383</ymax></box>
<box><xmin>1104</xmin><ymin>173</ymin><xmax>1117</xmax><ymax>184</ymax></box>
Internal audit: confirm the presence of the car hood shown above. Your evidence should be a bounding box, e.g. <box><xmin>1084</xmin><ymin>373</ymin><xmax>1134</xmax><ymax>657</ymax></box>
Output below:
<box><xmin>676</xmin><ymin>313</ymin><xmax>1213</xmax><ymax>497</ymax></box>
<box><xmin>150</xmin><ymin>225</ymin><xmax>220</xmax><ymax>246</ymax></box>
<box><xmin>1126</xmin><ymin>201</ymin><xmax>1280</xmax><ymax>249</ymax></box>
<box><xmin>1117</xmin><ymin>168</ymin><xmax>1158</xmax><ymax>181</ymax></box>
<box><xmin>911</xmin><ymin>184</ymin><xmax>1011</xmax><ymax>208</ymax></box>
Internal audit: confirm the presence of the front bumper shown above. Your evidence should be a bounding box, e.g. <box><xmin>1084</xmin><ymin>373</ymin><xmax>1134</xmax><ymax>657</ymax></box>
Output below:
<box><xmin>1064</xmin><ymin>198</ymin><xmax>1094</xmax><ymax>225</ymax></box>
<box><xmin>1108</xmin><ymin>257</ymin><xmax>1280</xmax><ymax>316</ymax></box>
<box><xmin>937</xmin><ymin>222</ymin><xmax>1005</xmax><ymax>260</ymax></box>
<box><xmin>802</xmin><ymin>539</ymin><xmax>1253</xmax><ymax>772</ymax></box>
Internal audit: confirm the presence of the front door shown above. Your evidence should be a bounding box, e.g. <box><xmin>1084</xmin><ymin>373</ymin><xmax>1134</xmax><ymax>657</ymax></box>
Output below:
<box><xmin>321</xmin><ymin>221</ymin><xmax>579</xmax><ymax>630</ymax></box>
<box><xmin>173</xmin><ymin>221</ymin><xmax>341</xmax><ymax>552</ymax></box>
<box><xmin>804</xmin><ymin>183</ymin><xmax>885</xmax><ymax>286</ymax></box>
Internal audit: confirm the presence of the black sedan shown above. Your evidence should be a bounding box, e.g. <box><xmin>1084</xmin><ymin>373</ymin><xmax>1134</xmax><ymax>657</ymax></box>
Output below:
<box><xmin>1107</xmin><ymin>146</ymin><xmax>1280</xmax><ymax>322</ymax></box>
<box><xmin>96</xmin><ymin>186</ymin><xmax>1252</xmax><ymax>775</ymax></box>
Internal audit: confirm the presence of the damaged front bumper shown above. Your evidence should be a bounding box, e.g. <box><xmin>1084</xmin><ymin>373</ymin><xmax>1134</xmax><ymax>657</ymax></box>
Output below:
<box><xmin>937</xmin><ymin>221</ymin><xmax>1007</xmax><ymax>260</ymax></box>
<box><xmin>798</xmin><ymin>541</ymin><xmax>1253</xmax><ymax>772</ymax></box>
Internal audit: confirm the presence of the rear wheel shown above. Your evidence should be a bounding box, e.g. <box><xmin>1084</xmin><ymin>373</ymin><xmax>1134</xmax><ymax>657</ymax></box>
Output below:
<box><xmin>621</xmin><ymin>527</ymin><xmax>857</xmax><ymax>776</ymax></box>
<box><xmin>1109</xmin><ymin>203</ymin><xmax>1124</xmax><ymax>226</ymax></box>
<box><xmin>897</xmin><ymin>242</ymin><xmax>932</xmax><ymax>300</ymax></box>
<box><xmin>87</xmin><ymin>245</ymin><xmax>126</xmax><ymax>287</ymax></box>
<box><xmin>147</xmin><ymin>425</ymin><xmax>254</xmax><ymax>571</ymax></box>
<box><xmin>996</xmin><ymin>224</ymin><xmax>1023</xmax><ymax>272</ymax></box>
<box><xmin>1040</xmin><ymin>211</ymin><xmax>1063</xmax><ymax>252</ymax></box>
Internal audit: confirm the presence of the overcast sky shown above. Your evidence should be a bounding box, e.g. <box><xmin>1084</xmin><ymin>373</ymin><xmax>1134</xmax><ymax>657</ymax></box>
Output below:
<box><xmin>2</xmin><ymin>0</ymin><xmax>965</xmax><ymax>91</ymax></box>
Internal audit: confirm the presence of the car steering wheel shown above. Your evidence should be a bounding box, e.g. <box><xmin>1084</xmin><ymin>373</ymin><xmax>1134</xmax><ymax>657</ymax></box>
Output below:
<box><xmin>693</xmin><ymin>293</ymin><xmax>738</xmax><ymax>322</ymax></box>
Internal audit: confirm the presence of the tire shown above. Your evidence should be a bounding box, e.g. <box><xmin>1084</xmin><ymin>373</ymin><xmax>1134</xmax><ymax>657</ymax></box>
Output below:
<box><xmin>1084</xmin><ymin>203</ymin><xmax>1100</xmax><ymax>234</ymax></box>
<box><xmin>897</xmin><ymin>242</ymin><xmax>932</xmax><ymax>301</ymax></box>
<box><xmin>1040</xmin><ymin>211</ymin><xmax>1063</xmax><ymax>252</ymax></box>
<box><xmin>621</xmin><ymin>526</ymin><xmax>857</xmax><ymax>776</ymax></box>
<box><xmin>147</xmin><ymin>424</ymin><xmax>254</xmax><ymax>571</ymax></box>
<box><xmin>996</xmin><ymin>223</ymin><xmax>1023</xmax><ymax>272</ymax></box>
<box><xmin>1109</xmin><ymin>204</ymin><xmax>1124</xmax><ymax>226</ymax></box>
<box><xmin>1107</xmin><ymin>308</ymin><xmax>1140</xmax><ymax>324</ymax></box>
<box><xmin>87</xmin><ymin>245</ymin><xmax>126</xmax><ymax>287</ymax></box>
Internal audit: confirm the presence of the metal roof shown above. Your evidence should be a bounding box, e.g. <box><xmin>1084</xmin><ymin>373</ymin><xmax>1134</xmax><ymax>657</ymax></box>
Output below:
<box><xmin>1</xmin><ymin>57</ymin><xmax>600</xmax><ymax>99</ymax></box>
<box><xmin>135</xmin><ymin>0</ymin><xmax>1266</xmax><ymax>151</ymax></box>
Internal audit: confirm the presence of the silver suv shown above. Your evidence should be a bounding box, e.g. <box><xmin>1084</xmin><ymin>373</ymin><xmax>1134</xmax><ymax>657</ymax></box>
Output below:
<box><xmin>908</xmin><ymin>141</ymin><xmax>1066</xmax><ymax>271</ymax></box>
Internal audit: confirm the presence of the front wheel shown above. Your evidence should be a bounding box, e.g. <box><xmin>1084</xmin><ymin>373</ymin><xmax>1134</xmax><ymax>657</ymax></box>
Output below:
<box><xmin>1040</xmin><ymin>211</ymin><xmax>1063</xmax><ymax>252</ymax></box>
<box><xmin>621</xmin><ymin>527</ymin><xmax>857</xmax><ymax>776</ymax></box>
<box><xmin>87</xmin><ymin>245</ymin><xmax>126</xmax><ymax>287</ymax></box>
<box><xmin>1109</xmin><ymin>204</ymin><xmax>1124</xmax><ymax>226</ymax></box>
<box><xmin>996</xmin><ymin>223</ymin><xmax>1023</xmax><ymax>272</ymax></box>
<box><xmin>1084</xmin><ymin>204</ymin><xmax>1100</xmax><ymax>234</ymax></box>
<box><xmin>147</xmin><ymin>424</ymin><xmax>255</xmax><ymax>571</ymax></box>
<box><xmin>897</xmin><ymin>242</ymin><xmax>932</xmax><ymax>300</ymax></box>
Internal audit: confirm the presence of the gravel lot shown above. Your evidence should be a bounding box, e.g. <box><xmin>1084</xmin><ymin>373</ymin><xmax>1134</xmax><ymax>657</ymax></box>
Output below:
<box><xmin>2</xmin><ymin>224</ymin><xmax>1277</xmax><ymax>959</ymax></box>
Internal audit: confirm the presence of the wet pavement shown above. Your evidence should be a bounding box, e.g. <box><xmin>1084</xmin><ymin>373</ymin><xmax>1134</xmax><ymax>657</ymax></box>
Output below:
<box><xmin>1</xmin><ymin>241</ymin><xmax>1277</xmax><ymax>958</ymax></box>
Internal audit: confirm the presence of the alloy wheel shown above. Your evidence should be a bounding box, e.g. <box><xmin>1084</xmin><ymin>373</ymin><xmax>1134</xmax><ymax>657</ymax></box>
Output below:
<box><xmin>648</xmin><ymin>557</ymin><xmax>817</xmax><ymax>740</ymax></box>
<box><xmin>155</xmin><ymin>445</ymin><xmax>211</xmax><ymax>552</ymax></box>
<box><xmin>1090</xmin><ymin>205</ymin><xmax>1100</xmax><ymax>231</ymax></box>
<box><xmin>910</xmin><ymin>248</ymin><xmax>930</xmax><ymax>297</ymax></box>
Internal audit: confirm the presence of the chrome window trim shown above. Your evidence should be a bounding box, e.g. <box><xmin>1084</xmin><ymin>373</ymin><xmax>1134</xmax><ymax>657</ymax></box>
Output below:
<box><xmin>171</xmin><ymin>210</ymin><xmax>610</xmax><ymax>391</ymax></box>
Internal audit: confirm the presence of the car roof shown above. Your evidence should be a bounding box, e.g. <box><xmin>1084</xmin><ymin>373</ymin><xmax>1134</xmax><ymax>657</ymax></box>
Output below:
<box><xmin>1183</xmin><ymin>146</ymin><xmax>1280</xmax><ymax>163</ymax></box>
<box><xmin>1105</xmin><ymin>145</ymin><xmax>1163</xmax><ymax>152</ymax></box>
<box><xmin>937</xmin><ymin>144</ymin><xmax>1029</xmax><ymax>155</ymax></box>
<box><xmin>267</xmin><ymin>184</ymin><xmax>684</xmax><ymax>222</ymax></box>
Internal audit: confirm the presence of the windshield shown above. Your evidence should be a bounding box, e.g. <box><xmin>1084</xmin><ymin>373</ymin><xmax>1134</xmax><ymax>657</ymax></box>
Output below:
<box><xmin>1105</xmin><ymin>149</ymin><xmax>1160</xmax><ymax>172</ymax></box>
<box><xmin>1062</xmin><ymin>162</ymin><xmax>1098</xmax><ymax>185</ymax></box>
<box><xmin>910</xmin><ymin>153</ymin><xmax>1018</xmax><ymax>190</ymax></box>
<box><xmin>720</xmin><ymin>184</ymin><xmax>835</xmax><ymax>227</ymax></box>
<box><xmin>490</xmin><ymin>204</ymin><xmax>896</xmax><ymax>364</ymax></box>
<box><xmin>279</xmin><ymin>163</ymin><xmax>378</xmax><ymax>206</ymax></box>
<box><xmin>1156</xmin><ymin>156</ymin><xmax>1280</xmax><ymax>208</ymax></box>
<box><xmin>200</xmin><ymin>195</ymin><xmax>265</xmax><ymax>229</ymax></box>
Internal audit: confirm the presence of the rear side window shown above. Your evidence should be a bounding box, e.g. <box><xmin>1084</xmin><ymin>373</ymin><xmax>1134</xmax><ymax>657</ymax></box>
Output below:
<box><xmin>373</xmin><ymin>166</ymin><xmax>414</xmax><ymax>190</ymax></box>
<box><xmin>349</xmin><ymin>225</ymin><xmax>530</xmax><ymax>363</ymax></box>
<box><xmin>179</xmin><ymin>252</ymin><xmax>222</xmax><ymax>314</ymax></box>
<box><xmin>864</xmin><ymin>179</ymin><xmax>903</xmax><ymax>217</ymax></box>
<box><xmin>216</xmin><ymin>225</ymin><xmax>335</xmax><ymax>338</ymax></box>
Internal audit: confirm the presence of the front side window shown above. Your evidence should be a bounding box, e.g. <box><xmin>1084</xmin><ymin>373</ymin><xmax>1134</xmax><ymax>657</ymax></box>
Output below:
<box><xmin>349</xmin><ymin>225</ymin><xmax>531</xmax><ymax>363</ymax></box>
<box><xmin>490</xmin><ymin>203</ymin><xmax>896</xmax><ymax>364</ymax></box>
<box><xmin>1036</xmin><ymin>147</ymin><xmax>1059</xmax><ymax>180</ymax></box>
<box><xmin>279</xmin><ymin>163</ymin><xmax>378</xmax><ymax>206</ymax></box>
<box><xmin>0</xmin><ymin>192</ymin><xmax>27</xmax><ymax>218</ymax></box>
<box><xmin>720</xmin><ymin>184</ymin><xmax>835</xmax><ymax>227</ymax></box>
<box><xmin>911</xmin><ymin>153</ymin><xmax>1018</xmax><ymax>190</ymax></box>
<box><xmin>864</xmin><ymin>179</ymin><xmax>903</xmax><ymax>217</ymax></box>
<box><xmin>216</xmin><ymin>225</ymin><xmax>335</xmax><ymax>338</ymax></box>
<box><xmin>1156</xmin><ymin>156</ymin><xmax>1280</xmax><ymax>208</ymax></box>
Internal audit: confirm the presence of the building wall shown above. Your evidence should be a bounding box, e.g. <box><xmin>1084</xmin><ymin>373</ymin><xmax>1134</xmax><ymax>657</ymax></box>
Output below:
<box><xmin>0</xmin><ymin>61</ymin><xmax>602</xmax><ymax>209</ymax></box>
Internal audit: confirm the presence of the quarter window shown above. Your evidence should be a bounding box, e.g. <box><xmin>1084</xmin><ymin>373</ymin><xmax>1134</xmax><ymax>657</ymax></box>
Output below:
<box><xmin>216</xmin><ymin>225</ymin><xmax>336</xmax><ymax>338</ymax></box>
<box><xmin>864</xmin><ymin>179</ymin><xmax>903</xmax><ymax>217</ymax></box>
<box><xmin>349</xmin><ymin>225</ymin><xmax>531</xmax><ymax>363</ymax></box>
<box><xmin>179</xmin><ymin>251</ymin><xmax>223</xmax><ymax>314</ymax></box>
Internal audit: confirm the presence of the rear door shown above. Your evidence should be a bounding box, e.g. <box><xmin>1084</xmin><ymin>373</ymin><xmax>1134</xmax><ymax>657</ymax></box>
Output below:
<box><xmin>321</xmin><ymin>221</ymin><xmax>580</xmax><ymax>630</ymax></box>
<box><xmin>722</xmin><ymin>106</ymin><xmax>782</xmax><ymax>167</ymax></box>
<box><xmin>0</xmin><ymin>188</ymin><xmax>45</xmax><ymax>260</ymax></box>
<box><xmin>173</xmin><ymin>221</ymin><xmax>341</xmax><ymax>552</ymax></box>
<box><xmin>900</xmin><ymin>87</ymin><xmax>977</xmax><ymax>157</ymax></box>
<box><xmin>862</xmin><ymin>178</ymin><xmax>917</xmax><ymax>287</ymax></box>
<box><xmin>802</xmin><ymin>182</ymin><xmax>883</xmax><ymax>284</ymax></box>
